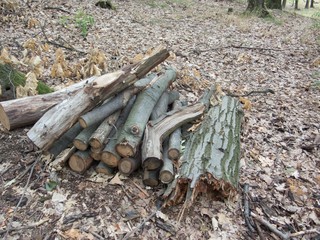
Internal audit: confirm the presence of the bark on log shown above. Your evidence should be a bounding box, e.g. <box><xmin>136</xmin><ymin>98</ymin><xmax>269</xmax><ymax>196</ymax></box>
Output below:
<box><xmin>78</xmin><ymin>73</ymin><xmax>155</xmax><ymax>128</ymax></box>
<box><xmin>143</xmin><ymin>168</ymin><xmax>160</xmax><ymax>187</ymax></box>
<box><xmin>0</xmin><ymin>75</ymin><xmax>96</xmax><ymax>130</ymax></box>
<box><xmin>69</xmin><ymin>150</ymin><xmax>93</xmax><ymax>174</ymax></box>
<box><xmin>95</xmin><ymin>161</ymin><xmax>114</xmax><ymax>175</ymax></box>
<box><xmin>150</xmin><ymin>90</ymin><xmax>179</xmax><ymax>120</ymax></box>
<box><xmin>142</xmin><ymin>86</ymin><xmax>215</xmax><ymax>170</ymax></box>
<box><xmin>116</xmin><ymin>68</ymin><xmax>176</xmax><ymax>158</ymax></box>
<box><xmin>73</xmin><ymin>122</ymin><xmax>101</xmax><ymax>151</ymax></box>
<box><xmin>47</xmin><ymin>122</ymin><xmax>83</xmax><ymax>157</ymax></box>
<box><xmin>118</xmin><ymin>157</ymin><xmax>141</xmax><ymax>176</ymax></box>
<box><xmin>168</xmin><ymin>100</ymin><xmax>182</xmax><ymax>161</ymax></box>
<box><xmin>165</xmin><ymin>95</ymin><xmax>243</xmax><ymax>206</ymax></box>
<box><xmin>89</xmin><ymin>111</ymin><xmax>120</xmax><ymax>149</ymax></box>
<box><xmin>160</xmin><ymin>140</ymin><xmax>174</xmax><ymax>184</ymax></box>
<box><xmin>27</xmin><ymin>47</ymin><xmax>169</xmax><ymax>150</ymax></box>
<box><xmin>101</xmin><ymin>96</ymin><xmax>136</xmax><ymax>167</ymax></box>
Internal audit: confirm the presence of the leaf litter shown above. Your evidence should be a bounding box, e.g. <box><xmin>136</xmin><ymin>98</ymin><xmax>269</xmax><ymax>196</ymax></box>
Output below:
<box><xmin>0</xmin><ymin>0</ymin><xmax>319</xmax><ymax>239</ymax></box>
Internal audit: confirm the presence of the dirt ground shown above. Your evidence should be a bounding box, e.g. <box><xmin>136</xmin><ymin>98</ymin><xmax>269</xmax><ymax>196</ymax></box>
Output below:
<box><xmin>0</xmin><ymin>0</ymin><xmax>319</xmax><ymax>239</ymax></box>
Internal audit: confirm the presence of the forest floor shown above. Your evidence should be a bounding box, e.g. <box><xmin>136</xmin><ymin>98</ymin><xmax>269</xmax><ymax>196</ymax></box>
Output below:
<box><xmin>0</xmin><ymin>0</ymin><xmax>320</xmax><ymax>239</ymax></box>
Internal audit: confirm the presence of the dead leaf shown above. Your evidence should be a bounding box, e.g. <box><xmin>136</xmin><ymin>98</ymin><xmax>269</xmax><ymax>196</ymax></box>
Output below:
<box><xmin>109</xmin><ymin>172</ymin><xmax>124</xmax><ymax>185</ymax></box>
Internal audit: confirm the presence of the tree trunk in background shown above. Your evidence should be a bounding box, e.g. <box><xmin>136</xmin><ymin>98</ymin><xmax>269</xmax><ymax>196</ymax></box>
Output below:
<box><xmin>266</xmin><ymin>0</ymin><xmax>282</xmax><ymax>9</ymax></box>
<box><xmin>282</xmin><ymin>0</ymin><xmax>287</xmax><ymax>9</ymax></box>
<box><xmin>310</xmin><ymin>0</ymin><xmax>314</xmax><ymax>8</ymax></box>
<box><xmin>246</xmin><ymin>0</ymin><xmax>270</xmax><ymax>17</ymax></box>
<box><xmin>294</xmin><ymin>0</ymin><xmax>299</xmax><ymax>10</ymax></box>
<box><xmin>305</xmin><ymin>0</ymin><xmax>309</xmax><ymax>8</ymax></box>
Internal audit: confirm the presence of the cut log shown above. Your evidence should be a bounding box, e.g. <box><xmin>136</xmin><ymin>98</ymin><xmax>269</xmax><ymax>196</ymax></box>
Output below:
<box><xmin>89</xmin><ymin>111</ymin><xmax>120</xmax><ymax>149</ymax></box>
<box><xmin>69</xmin><ymin>150</ymin><xmax>93</xmax><ymax>174</ymax></box>
<box><xmin>118</xmin><ymin>157</ymin><xmax>141</xmax><ymax>176</ymax></box>
<box><xmin>164</xmin><ymin>95</ymin><xmax>243</xmax><ymax>206</ymax></box>
<box><xmin>95</xmin><ymin>161</ymin><xmax>115</xmax><ymax>175</ymax></box>
<box><xmin>143</xmin><ymin>168</ymin><xmax>160</xmax><ymax>187</ymax></box>
<box><xmin>0</xmin><ymin>75</ymin><xmax>97</xmax><ymax>130</ymax></box>
<box><xmin>73</xmin><ymin>122</ymin><xmax>101</xmax><ymax>151</ymax></box>
<box><xmin>116</xmin><ymin>68</ymin><xmax>177</xmax><ymax>158</ymax></box>
<box><xmin>101</xmin><ymin>96</ymin><xmax>136</xmax><ymax>167</ymax></box>
<box><xmin>90</xmin><ymin>147</ymin><xmax>103</xmax><ymax>160</ymax></box>
<box><xmin>168</xmin><ymin>101</ymin><xmax>182</xmax><ymax>161</ymax></box>
<box><xmin>47</xmin><ymin>122</ymin><xmax>83</xmax><ymax>157</ymax></box>
<box><xmin>159</xmin><ymin>140</ymin><xmax>174</xmax><ymax>184</ymax></box>
<box><xmin>27</xmin><ymin>47</ymin><xmax>169</xmax><ymax>150</ymax></box>
<box><xmin>142</xmin><ymin>86</ymin><xmax>215</xmax><ymax>170</ymax></box>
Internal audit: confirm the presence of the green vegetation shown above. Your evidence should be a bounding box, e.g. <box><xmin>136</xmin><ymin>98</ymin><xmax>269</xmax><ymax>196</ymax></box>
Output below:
<box><xmin>60</xmin><ymin>9</ymin><xmax>95</xmax><ymax>38</ymax></box>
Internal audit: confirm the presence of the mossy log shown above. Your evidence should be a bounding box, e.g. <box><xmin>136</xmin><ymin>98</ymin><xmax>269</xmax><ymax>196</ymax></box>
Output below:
<box><xmin>159</xmin><ymin>140</ymin><xmax>174</xmax><ymax>184</ymax></box>
<box><xmin>164</xmin><ymin>95</ymin><xmax>243</xmax><ymax>206</ymax></box>
<box><xmin>115</xmin><ymin>68</ymin><xmax>176</xmax><ymax>158</ymax></box>
<box><xmin>73</xmin><ymin>122</ymin><xmax>101</xmax><ymax>151</ymax></box>
<box><xmin>27</xmin><ymin>47</ymin><xmax>169</xmax><ymax>150</ymax></box>
<box><xmin>95</xmin><ymin>161</ymin><xmax>115</xmax><ymax>175</ymax></box>
<box><xmin>0</xmin><ymin>63</ymin><xmax>53</xmax><ymax>101</ymax></box>
<box><xmin>168</xmin><ymin>100</ymin><xmax>182</xmax><ymax>161</ymax></box>
<box><xmin>142</xmin><ymin>86</ymin><xmax>215</xmax><ymax>170</ymax></box>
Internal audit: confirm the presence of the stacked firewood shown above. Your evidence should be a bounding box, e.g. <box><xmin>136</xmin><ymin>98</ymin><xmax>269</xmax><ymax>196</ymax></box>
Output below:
<box><xmin>0</xmin><ymin>47</ymin><xmax>243</xmax><ymax>205</ymax></box>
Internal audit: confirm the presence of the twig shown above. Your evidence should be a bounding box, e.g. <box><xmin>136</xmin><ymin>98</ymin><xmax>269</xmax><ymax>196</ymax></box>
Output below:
<box><xmin>194</xmin><ymin>44</ymin><xmax>284</xmax><ymax>54</ymax></box>
<box><xmin>122</xmin><ymin>206</ymin><xmax>162</xmax><ymax>240</ymax></box>
<box><xmin>254</xmin><ymin>219</ymin><xmax>266</xmax><ymax>240</ymax></box>
<box><xmin>290</xmin><ymin>229</ymin><xmax>320</xmax><ymax>238</ymax></box>
<box><xmin>130</xmin><ymin>179</ymin><xmax>150</xmax><ymax>198</ymax></box>
<box><xmin>227</xmin><ymin>89</ymin><xmax>275</xmax><ymax>97</ymax></box>
<box><xmin>40</xmin><ymin>21</ymin><xmax>86</xmax><ymax>54</ymax></box>
<box><xmin>87</xmin><ymin>230</ymin><xmax>105</xmax><ymax>240</ymax></box>
<box><xmin>243</xmin><ymin>184</ymin><xmax>256</xmax><ymax>233</ymax></box>
<box><xmin>2</xmin><ymin>154</ymin><xmax>41</xmax><ymax>239</ymax></box>
<box><xmin>0</xmin><ymin>219</ymin><xmax>49</xmax><ymax>235</ymax></box>
<box><xmin>43</xmin><ymin>6</ymin><xmax>71</xmax><ymax>14</ymax></box>
<box><xmin>62</xmin><ymin>212</ymin><xmax>98</xmax><ymax>224</ymax></box>
<box><xmin>251</xmin><ymin>212</ymin><xmax>290</xmax><ymax>240</ymax></box>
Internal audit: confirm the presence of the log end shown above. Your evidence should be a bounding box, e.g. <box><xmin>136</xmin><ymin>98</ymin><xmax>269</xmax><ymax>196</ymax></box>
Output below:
<box><xmin>73</xmin><ymin>139</ymin><xmax>89</xmax><ymax>151</ymax></box>
<box><xmin>69</xmin><ymin>151</ymin><xmax>93</xmax><ymax>174</ymax></box>
<box><xmin>0</xmin><ymin>104</ymin><xmax>10</xmax><ymax>130</ymax></box>
<box><xmin>118</xmin><ymin>157</ymin><xmax>140</xmax><ymax>176</ymax></box>
<box><xmin>89</xmin><ymin>150</ymin><xmax>101</xmax><ymax>161</ymax></box>
<box><xmin>115</xmin><ymin>143</ymin><xmax>135</xmax><ymax>157</ymax></box>
<box><xmin>143</xmin><ymin>157</ymin><xmax>163</xmax><ymax>170</ymax></box>
<box><xmin>89</xmin><ymin>138</ymin><xmax>102</xmax><ymax>149</ymax></box>
<box><xmin>160</xmin><ymin>171</ymin><xmax>174</xmax><ymax>184</ymax></box>
<box><xmin>101</xmin><ymin>151</ymin><xmax>120</xmax><ymax>168</ymax></box>
<box><xmin>78</xmin><ymin>117</ymin><xmax>88</xmax><ymax>128</ymax></box>
<box><xmin>168</xmin><ymin>149</ymin><xmax>180</xmax><ymax>161</ymax></box>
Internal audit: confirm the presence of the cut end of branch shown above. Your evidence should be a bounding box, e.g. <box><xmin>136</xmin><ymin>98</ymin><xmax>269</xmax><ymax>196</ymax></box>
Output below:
<box><xmin>160</xmin><ymin>171</ymin><xmax>174</xmax><ymax>184</ymax></box>
<box><xmin>78</xmin><ymin>117</ymin><xmax>88</xmax><ymax>128</ymax></box>
<box><xmin>116</xmin><ymin>142</ymin><xmax>135</xmax><ymax>157</ymax></box>
<box><xmin>69</xmin><ymin>151</ymin><xmax>93</xmax><ymax>174</ymax></box>
<box><xmin>168</xmin><ymin>149</ymin><xmax>180</xmax><ymax>161</ymax></box>
<box><xmin>0</xmin><ymin>104</ymin><xmax>10</xmax><ymax>130</ymax></box>
<box><xmin>73</xmin><ymin>139</ymin><xmax>89</xmax><ymax>151</ymax></box>
<box><xmin>101</xmin><ymin>151</ymin><xmax>120</xmax><ymax>167</ymax></box>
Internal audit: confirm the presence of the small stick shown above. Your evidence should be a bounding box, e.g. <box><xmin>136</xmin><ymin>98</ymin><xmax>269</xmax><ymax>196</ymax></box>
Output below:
<box><xmin>0</xmin><ymin>219</ymin><xmax>49</xmax><ymax>235</ymax></box>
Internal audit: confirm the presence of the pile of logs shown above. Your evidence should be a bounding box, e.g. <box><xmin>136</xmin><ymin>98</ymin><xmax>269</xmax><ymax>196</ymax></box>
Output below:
<box><xmin>0</xmin><ymin>47</ymin><xmax>243</xmax><ymax>205</ymax></box>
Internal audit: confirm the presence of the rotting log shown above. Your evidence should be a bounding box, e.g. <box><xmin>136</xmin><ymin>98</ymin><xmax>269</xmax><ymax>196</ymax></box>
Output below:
<box><xmin>27</xmin><ymin>47</ymin><xmax>169</xmax><ymax>150</ymax></box>
<box><xmin>95</xmin><ymin>161</ymin><xmax>115</xmax><ymax>175</ymax></box>
<box><xmin>47</xmin><ymin>123</ymin><xmax>83</xmax><ymax>158</ymax></box>
<box><xmin>143</xmin><ymin>168</ymin><xmax>160</xmax><ymax>187</ymax></box>
<box><xmin>89</xmin><ymin>111</ymin><xmax>120</xmax><ymax>149</ymax></box>
<box><xmin>160</xmin><ymin>140</ymin><xmax>174</xmax><ymax>184</ymax></box>
<box><xmin>69</xmin><ymin>150</ymin><xmax>94</xmax><ymax>174</ymax></box>
<box><xmin>73</xmin><ymin>122</ymin><xmax>101</xmax><ymax>151</ymax></box>
<box><xmin>164</xmin><ymin>95</ymin><xmax>243</xmax><ymax>206</ymax></box>
<box><xmin>79</xmin><ymin>73</ymin><xmax>155</xmax><ymax>128</ymax></box>
<box><xmin>168</xmin><ymin>100</ymin><xmax>182</xmax><ymax>161</ymax></box>
<box><xmin>101</xmin><ymin>96</ymin><xmax>136</xmax><ymax>167</ymax></box>
<box><xmin>116</xmin><ymin>68</ymin><xmax>177</xmax><ymax>158</ymax></box>
<box><xmin>0</xmin><ymin>75</ymin><xmax>97</xmax><ymax>130</ymax></box>
<box><xmin>142</xmin><ymin>86</ymin><xmax>215</xmax><ymax>170</ymax></box>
